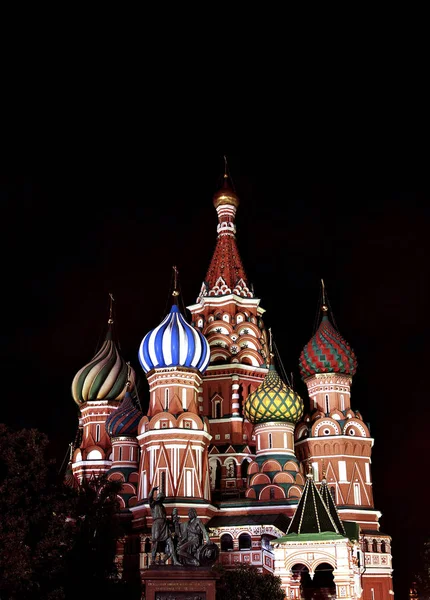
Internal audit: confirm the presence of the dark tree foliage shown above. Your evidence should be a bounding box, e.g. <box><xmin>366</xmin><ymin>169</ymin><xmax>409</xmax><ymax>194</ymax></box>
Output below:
<box><xmin>215</xmin><ymin>563</ymin><xmax>285</xmax><ymax>600</ymax></box>
<box><xmin>0</xmin><ymin>424</ymin><xmax>138</xmax><ymax>600</ymax></box>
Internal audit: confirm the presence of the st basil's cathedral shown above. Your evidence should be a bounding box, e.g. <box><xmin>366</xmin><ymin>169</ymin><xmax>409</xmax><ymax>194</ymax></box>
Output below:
<box><xmin>67</xmin><ymin>169</ymin><xmax>394</xmax><ymax>599</ymax></box>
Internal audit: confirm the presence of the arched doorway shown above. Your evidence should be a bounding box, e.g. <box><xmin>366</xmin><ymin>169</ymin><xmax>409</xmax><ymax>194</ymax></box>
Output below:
<box><xmin>309</xmin><ymin>563</ymin><xmax>335</xmax><ymax>599</ymax></box>
<box><xmin>290</xmin><ymin>564</ymin><xmax>312</xmax><ymax>599</ymax></box>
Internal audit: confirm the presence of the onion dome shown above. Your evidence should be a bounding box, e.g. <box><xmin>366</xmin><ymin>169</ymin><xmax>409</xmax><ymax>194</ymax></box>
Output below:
<box><xmin>71</xmin><ymin>324</ymin><xmax>136</xmax><ymax>405</ymax></box>
<box><xmin>244</xmin><ymin>363</ymin><xmax>304</xmax><ymax>424</ymax></box>
<box><xmin>213</xmin><ymin>173</ymin><xmax>240</xmax><ymax>209</ymax></box>
<box><xmin>299</xmin><ymin>305</ymin><xmax>357</xmax><ymax>379</ymax></box>
<box><xmin>139</xmin><ymin>304</ymin><xmax>210</xmax><ymax>373</ymax></box>
<box><xmin>105</xmin><ymin>391</ymin><xmax>142</xmax><ymax>438</ymax></box>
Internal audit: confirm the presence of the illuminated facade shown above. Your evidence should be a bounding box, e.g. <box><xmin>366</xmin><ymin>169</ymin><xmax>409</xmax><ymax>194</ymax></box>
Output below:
<box><xmin>68</xmin><ymin>171</ymin><xmax>394</xmax><ymax>599</ymax></box>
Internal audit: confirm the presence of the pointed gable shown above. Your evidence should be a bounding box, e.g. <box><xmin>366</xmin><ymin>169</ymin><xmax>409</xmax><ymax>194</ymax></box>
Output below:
<box><xmin>286</xmin><ymin>472</ymin><xmax>339</xmax><ymax>535</ymax></box>
<box><xmin>320</xmin><ymin>477</ymin><xmax>346</xmax><ymax>536</ymax></box>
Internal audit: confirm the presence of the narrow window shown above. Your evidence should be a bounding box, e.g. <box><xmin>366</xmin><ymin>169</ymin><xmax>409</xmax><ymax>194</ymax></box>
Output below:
<box><xmin>339</xmin><ymin>461</ymin><xmax>347</xmax><ymax>481</ymax></box>
<box><xmin>268</xmin><ymin>433</ymin><xmax>273</xmax><ymax>449</ymax></box>
<box><xmin>164</xmin><ymin>389</ymin><xmax>169</xmax><ymax>410</ymax></box>
<box><xmin>365</xmin><ymin>462</ymin><xmax>371</xmax><ymax>483</ymax></box>
<box><xmin>312</xmin><ymin>462</ymin><xmax>319</xmax><ymax>481</ymax></box>
<box><xmin>215</xmin><ymin>401</ymin><xmax>221</xmax><ymax>419</ymax></box>
<box><xmin>95</xmin><ymin>424</ymin><xmax>100</xmax><ymax>442</ymax></box>
<box><xmin>340</xmin><ymin>394</ymin><xmax>345</xmax><ymax>411</ymax></box>
<box><xmin>119</xmin><ymin>447</ymin><xmax>122</xmax><ymax>461</ymax></box>
<box><xmin>330</xmin><ymin>486</ymin><xmax>336</xmax><ymax>502</ymax></box>
<box><xmin>185</xmin><ymin>469</ymin><xmax>193</xmax><ymax>497</ymax></box>
<box><xmin>325</xmin><ymin>394</ymin><xmax>330</xmax><ymax>414</ymax></box>
<box><xmin>161</xmin><ymin>471</ymin><xmax>166</xmax><ymax>494</ymax></box>
<box><xmin>354</xmin><ymin>482</ymin><xmax>361</xmax><ymax>505</ymax></box>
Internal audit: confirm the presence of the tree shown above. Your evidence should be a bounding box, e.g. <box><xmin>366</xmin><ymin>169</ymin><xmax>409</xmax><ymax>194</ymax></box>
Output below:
<box><xmin>0</xmin><ymin>424</ymin><xmax>134</xmax><ymax>600</ymax></box>
<box><xmin>0</xmin><ymin>423</ymin><xmax>77</xmax><ymax>599</ymax></box>
<box><xmin>215</xmin><ymin>563</ymin><xmax>285</xmax><ymax>600</ymax></box>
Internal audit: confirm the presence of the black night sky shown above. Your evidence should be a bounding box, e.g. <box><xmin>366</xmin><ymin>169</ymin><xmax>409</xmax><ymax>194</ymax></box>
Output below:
<box><xmin>1</xmin><ymin>157</ymin><xmax>428</xmax><ymax>596</ymax></box>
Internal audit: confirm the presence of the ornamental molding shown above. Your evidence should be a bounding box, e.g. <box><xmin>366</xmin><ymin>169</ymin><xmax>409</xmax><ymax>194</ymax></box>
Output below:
<box><xmin>210</xmin><ymin>524</ymin><xmax>284</xmax><ymax>538</ymax></box>
<box><xmin>306</xmin><ymin>373</ymin><xmax>353</xmax><ymax>386</ymax></box>
<box><xmin>313</xmin><ymin>420</ymin><xmax>342</xmax><ymax>436</ymax></box>
<box><xmin>254</xmin><ymin>422</ymin><xmax>295</xmax><ymax>432</ymax></box>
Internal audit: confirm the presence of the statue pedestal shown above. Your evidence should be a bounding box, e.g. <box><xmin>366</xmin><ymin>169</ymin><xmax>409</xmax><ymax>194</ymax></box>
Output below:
<box><xmin>142</xmin><ymin>565</ymin><xmax>220</xmax><ymax>600</ymax></box>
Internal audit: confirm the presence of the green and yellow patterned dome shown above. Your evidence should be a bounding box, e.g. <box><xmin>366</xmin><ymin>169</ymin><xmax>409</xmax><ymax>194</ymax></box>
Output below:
<box><xmin>244</xmin><ymin>364</ymin><xmax>304</xmax><ymax>424</ymax></box>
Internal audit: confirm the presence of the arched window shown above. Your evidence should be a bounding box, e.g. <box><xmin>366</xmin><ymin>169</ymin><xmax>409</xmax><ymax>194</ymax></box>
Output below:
<box><xmin>241</xmin><ymin>460</ymin><xmax>249</xmax><ymax>479</ymax></box>
<box><xmin>220</xmin><ymin>534</ymin><xmax>233</xmax><ymax>552</ymax></box>
<box><xmin>95</xmin><ymin>424</ymin><xmax>100</xmax><ymax>442</ymax></box>
<box><xmin>238</xmin><ymin>533</ymin><xmax>251</xmax><ymax>550</ymax></box>
<box><xmin>144</xmin><ymin>537</ymin><xmax>151</xmax><ymax>553</ymax></box>
<box><xmin>373</xmin><ymin>539</ymin><xmax>378</xmax><ymax>552</ymax></box>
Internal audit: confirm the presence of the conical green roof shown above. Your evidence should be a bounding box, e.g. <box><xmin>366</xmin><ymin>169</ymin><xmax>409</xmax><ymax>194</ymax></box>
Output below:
<box><xmin>286</xmin><ymin>471</ymin><xmax>339</xmax><ymax>535</ymax></box>
<box><xmin>320</xmin><ymin>477</ymin><xmax>346</xmax><ymax>536</ymax></box>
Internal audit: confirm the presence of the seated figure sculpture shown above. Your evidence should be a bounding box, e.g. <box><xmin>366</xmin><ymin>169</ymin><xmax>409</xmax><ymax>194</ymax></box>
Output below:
<box><xmin>174</xmin><ymin>508</ymin><xmax>219</xmax><ymax>567</ymax></box>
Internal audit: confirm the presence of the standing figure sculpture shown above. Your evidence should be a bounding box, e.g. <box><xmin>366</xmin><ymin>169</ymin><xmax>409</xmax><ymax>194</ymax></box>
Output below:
<box><xmin>149</xmin><ymin>486</ymin><xmax>180</xmax><ymax>565</ymax></box>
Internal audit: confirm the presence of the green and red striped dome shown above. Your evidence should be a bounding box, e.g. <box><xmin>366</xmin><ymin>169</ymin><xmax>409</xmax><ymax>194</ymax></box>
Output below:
<box><xmin>299</xmin><ymin>307</ymin><xmax>357</xmax><ymax>378</ymax></box>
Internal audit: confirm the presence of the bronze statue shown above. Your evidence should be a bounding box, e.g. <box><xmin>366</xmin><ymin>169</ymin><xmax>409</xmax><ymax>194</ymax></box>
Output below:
<box><xmin>149</xmin><ymin>486</ymin><xmax>180</xmax><ymax>565</ymax></box>
<box><xmin>175</xmin><ymin>508</ymin><xmax>219</xmax><ymax>567</ymax></box>
<box><xmin>150</xmin><ymin>490</ymin><xmax>218</xmax><ymax>567</ymax></box>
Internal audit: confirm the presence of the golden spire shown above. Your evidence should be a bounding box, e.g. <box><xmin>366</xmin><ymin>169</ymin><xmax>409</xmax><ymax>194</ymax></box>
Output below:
<box><xmin>172</xmin><ymin>265</ymin><xmax>180</xmax><ymax>298</ymax></box>
<box><xmin>108</xmin><ymin>292</ymin><xmax>114</xmax><ymax>324</ymax></box>
<box><xmin>321</xmin><ymin>279</ymin><xmax>328</xmax><ymax>313</ymax></box>
<box><xmin>223</xmin><ymin>154</ymin><xmax>228</xmax><ymax>179</ymax></box>
<box><xmin>322</xmin><ymin>459</ymin><xmax>326</xmax><ymax>481</ymax></box>
<box><xmin>268</xmin><ymin>327</ymin><xmax>275</xmax><ymax>363</ymax></box>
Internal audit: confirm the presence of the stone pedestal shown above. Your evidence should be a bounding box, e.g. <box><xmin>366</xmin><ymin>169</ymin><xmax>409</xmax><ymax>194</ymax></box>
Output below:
<box><xmin>142</xmin><ymin>565</ymin><xmax>220</xmax><ymax>600</ymax></box>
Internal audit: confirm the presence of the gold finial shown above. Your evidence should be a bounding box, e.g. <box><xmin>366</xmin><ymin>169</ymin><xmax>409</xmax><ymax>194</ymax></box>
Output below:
<box><xmin>223</xmin><ymin>155</ymin><xmax>228</xmax><ymax>178</ymax></box>
<box><xmin>268</xmin><ymin>328</ymin><xmax>275</xmax><ymax>362</ymax></box>
<box><xmin>321</xmin><ymin>279</ymin><xmax>328</xmax><ymax>312</ymax></box>
<box><xmin>108</xmin><ymin>292</ymin><xmax>114</xmax><ymax>324</ymax></box>
<box><xmin>172</xmin><ymin>266</ymin><xmax>180</xmax><ymax>297</ymax></box>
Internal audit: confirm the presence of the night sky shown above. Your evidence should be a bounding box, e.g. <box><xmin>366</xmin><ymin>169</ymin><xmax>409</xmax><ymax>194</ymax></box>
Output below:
<box><xmin>1</xmin><ymin>158</ymin><xmax>428</xmax><ymax>596</ymax></box>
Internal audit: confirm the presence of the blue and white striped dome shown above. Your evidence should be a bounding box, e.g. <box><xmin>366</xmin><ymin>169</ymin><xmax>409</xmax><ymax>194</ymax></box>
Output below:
<box><xmin>139</xmin><ymin>305</ymin><xmax>210</xmax><ymax>373</ymax></box>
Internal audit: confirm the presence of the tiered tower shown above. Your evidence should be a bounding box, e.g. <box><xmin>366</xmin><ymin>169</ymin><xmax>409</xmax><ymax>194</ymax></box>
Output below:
<box><xmin>295</xmin><ymin>287</ymin><xmax>375</xmax><ymax>524</ymax></box>
<box><xmin>295</xmin><ymin>284</ymin><xmax>393</xmax><ymax>597</ymax></box>
<box><xmin>243</xmin><ymin>350</ymin><xmax>305</xmax><ymax>502</ymax></box>
<box><xmin>105</xmin><ymin>388</ymin><xmax>142</xmax><ymax>508</ymax></box>
<box><xmin>137</xmin><ymin>287</ymin><xmax>213</xmax><ymax>516</ymax></box>
<box><xmin>187</xmin><ymin>167</ymin><xmax>269</xmax><ymax>497</ymax></box>
<box><xmin>70</xmin><ymin>300</ymin><xmax>136</xmax><ymax>480</ymax></box>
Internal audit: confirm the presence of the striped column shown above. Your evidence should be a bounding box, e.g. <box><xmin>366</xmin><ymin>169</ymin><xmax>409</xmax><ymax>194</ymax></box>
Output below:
<box><xmin>231</xmin><ymin>375</ymin><xmax>240</xmax><ymax>416</ymax></box>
